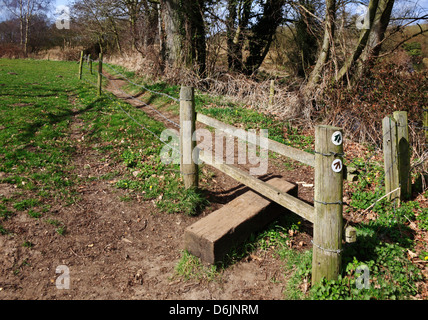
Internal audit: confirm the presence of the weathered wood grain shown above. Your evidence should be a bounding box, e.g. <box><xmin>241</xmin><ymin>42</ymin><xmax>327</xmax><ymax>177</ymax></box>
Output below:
<box><xmin>184</xmin><ymin>177</ymin><xmax>297</xmax><ymax>264</ymax></box>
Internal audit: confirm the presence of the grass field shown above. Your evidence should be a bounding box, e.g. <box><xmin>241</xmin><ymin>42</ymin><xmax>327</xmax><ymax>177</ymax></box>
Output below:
<box><xmin>0</xmin><ymin>59</ymin><xmax>209</xmax><ymax>220</ymax></box>
<box><xmin>0</xmin><ymin>58</ymin><xmax>427</xmax><ymax>300</ymax></box>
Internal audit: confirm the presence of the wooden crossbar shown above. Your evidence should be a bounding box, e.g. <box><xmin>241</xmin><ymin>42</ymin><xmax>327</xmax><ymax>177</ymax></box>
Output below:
<box><xmin>199</xmin><ymin>151</ymin><xmax>315</xmax><ymax>223</ymax></box>
<box><xmin>196</xmin><ymin>113</ymin><xmax>315</xmax><ymax>167</ymax></box>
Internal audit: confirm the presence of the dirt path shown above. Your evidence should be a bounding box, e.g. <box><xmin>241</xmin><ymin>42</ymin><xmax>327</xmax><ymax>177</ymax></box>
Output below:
<box><xmin>0</xmin><ymin>74</ymin><xmax>315</xmax><ymax>300</ymax></box>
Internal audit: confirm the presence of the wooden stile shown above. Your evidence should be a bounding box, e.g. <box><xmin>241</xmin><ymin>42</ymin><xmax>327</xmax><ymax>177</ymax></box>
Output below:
<box><xmin>181</xmin><ymin>87</ymin><xmax>343</xmax><ymax>285</ymax></box>
<box><xmin>199</xmin><ymin>151</ymin><xmax>315</xmax><ymax>223</ymax></box>
<box><xmin>184</xmin><ymin>177</ymin><xmax>297</xmax><ymax>264</ymax></box>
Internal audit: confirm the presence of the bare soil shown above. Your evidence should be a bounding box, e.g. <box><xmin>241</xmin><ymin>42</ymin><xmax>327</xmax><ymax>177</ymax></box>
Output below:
<box><xmin>0</xmin><ymin>75</ymin><xmax>322</xmax><ymax>300</ymax></box>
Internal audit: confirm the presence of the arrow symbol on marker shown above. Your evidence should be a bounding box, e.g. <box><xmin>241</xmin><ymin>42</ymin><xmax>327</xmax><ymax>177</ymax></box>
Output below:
<box><xmin>333</xmin><ymin>133</ymin><xmax>342</xmax><ymax>144</ymax></box>
<box><xmin>333</xmin><ymin>160</ymin><xmax>342</xmax><ymax>170</ymax></box>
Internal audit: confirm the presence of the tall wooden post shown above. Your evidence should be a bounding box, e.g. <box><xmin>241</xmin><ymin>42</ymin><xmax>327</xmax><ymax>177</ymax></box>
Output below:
<box><xmin>382</xmin><ymin>116</ymin><xmax>400</xmax><ymax>202</ymax></box>
<box><xmin>88</xmin><ymin>54</ymin><xmax>92</xmax><ymax>75</ymax></box>
<box><xmin>269</xmin><ymin>80</ymin><xmax>275</xmax><ymax>106</ymax></box>
<box><xmin>424</xmin><ymin>108</ymin><xmax>428</xmax><ymax>173</ymax></box>
<box><xmin>78</xmin><ymin>51</ymin><xmax>84</xmax><ymax>80</ymax></box>
<box><xmin>180</xmin><ymin>86</ymin><xmax>198</xmax><ymax>189</ymax></box>
<box><xmin>393</xmin><ymin>111</ymin><xmax>411</xmax><ymax>200</ymax></box>
<box><xmin>424</xmin><ymin>108</ymin><xmax>428</xmax><ymax>145</ymax></box>
<box><xmin>312</xmin><ymin>125</ymin><xmax>343</xmax><ymax>285</ymax></box>
<box><xmin>97</xmin><ymin>53</ymin><xmax>103</xmax><ymax>96</ymax></box>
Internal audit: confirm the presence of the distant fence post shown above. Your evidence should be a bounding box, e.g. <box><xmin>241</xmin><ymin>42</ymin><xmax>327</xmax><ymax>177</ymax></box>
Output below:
<box><xmin>424</xmin><ymin>108</ymin><xmax>428</xmax><ymax>145</ymax></box>
<box><xmin>393</xmin><ymin>111</ymin><xmax>411</xmax><ymax>200</ymax></box>
<box><xmin>382</xmin><ymin>116</ymin><xmax>401</xmax><ymax>202</ymax></box>
<box><xmin>78</xmin><ymin>51</ymin><xmax>84</xmax><ymax>80</ymax></box>
<box><xmin>312</xmin><ymin>125</ymin><xmax>344</xmax><ymax>286</ymax></box>
<box><xmin>97</xmin><ymin>53</ymin><xmax>103</xmax><ymax>96</ymax></box>
<box><xmin>269</xmin><ymin>80</ymin><xmax>275</xmax><ymax>106</ymax></box>
<box><xmin>180</xmin><ymin>86</ymin><xmax>198</xmax><ymax>189</ymax></box>
<box><xmin>88</xmin><ymin>54</ymin><xmax>92</xmax><ymax>75</ymax></box>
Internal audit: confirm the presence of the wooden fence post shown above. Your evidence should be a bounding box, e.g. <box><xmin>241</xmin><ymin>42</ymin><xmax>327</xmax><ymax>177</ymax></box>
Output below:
<box><xmin>97</xmin><ymin>53</ymin><xmax>103</xmax><ymax>96</ymax></box>
<box><xmin>382</xmin><ymin>116</ymin><xmax>400</xmax><ymax>202</ymax></box>
<box><xmin>393</xmin><ymin>111</ymin><xmax>411</xmax><ymax>200</ymax></box>
<box><xmin>312</xmin><ymin>125</ymin><xmax>343</xmax><ymax>286</ymax></box>
<box><xmin>88</xmin><ymin>54</ymin><xmax>92</xmax><ymax>75</ymax></box>
<box><xmin>180</xmin><ymin>86</ymin><xmax>198</xmax><ymax>189</ymax></box>
<box><xmin>78</xmin><ymin>51</ymin><xmax>84</xmax><ymax>80</ymax></box>
<box><xmin>424</xmin><ymin>108</ymin><xmax>428</xmax><ymax>145</ymax></box>
<box><xmin>269</xmin><ymin>80</ymin><xmax>275</xmax><ymax>106</ymax></box>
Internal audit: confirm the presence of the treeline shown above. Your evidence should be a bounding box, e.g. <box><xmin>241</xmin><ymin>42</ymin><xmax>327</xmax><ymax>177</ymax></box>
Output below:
<box><xmin>1</xmin><ymin>0</ymin><xmax>427</xmax><ymax>87</ymax></box>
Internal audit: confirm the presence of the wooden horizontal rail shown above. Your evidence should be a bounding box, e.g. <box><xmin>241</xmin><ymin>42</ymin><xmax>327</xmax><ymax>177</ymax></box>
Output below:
<box><xmin>196</xmin><ymin>113</ymin><xmax>315</xmax><ymax>167</ymax></box>
<box><xmin>199</xmin><ymin>151</ymin><xmax>315</xmax><ymax>223</ymax></box>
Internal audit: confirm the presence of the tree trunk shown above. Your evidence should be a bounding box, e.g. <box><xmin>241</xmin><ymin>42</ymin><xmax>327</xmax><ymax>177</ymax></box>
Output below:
<box><xmin>226</xmin><ymin>0</ymin><xmax>251</xmax><ymax>73</ymax></box>
<box><xmin>306</xmin><ymin>0</ymin><xmax>336</xmax><ymax>87</ymax></box>
<box><xmin>294</xmin><ymin>0</ymin><xmax>319</xmax><ymax>78</ymax></box>
<box><xmin>243</xmin><ymin>0</ymin><xmax>286</xmax><ymax>75</ymax></box>
<box><xmin>355</xmin><ymin>0</ymin><xmax>395</xmax><ymax>78</ymax></box>
<box><xmin>161</xmin><ymin>0</ymin><xmax>206</xmax><ymax>76</ymax></box>
<box><xmin>184</xmin><ymin>0</ymin><xmax>206</xmax><ymax>76</ymax></box>
<box><xmin>19</xmin><ymin>0</ymin><xmax>24</xmax><ymax>48</ymax></box>
<box><xmin>335</xmin><ymin>0</ymin><xmax>380</xmax><ymax>82</ymax></box>
<box><xmin>161</xmin><ymin>0</ymin><xmax>182</xmax><ymax>67</ymax></box>
<box><xmin>109</xmin><ymin>17</ymin><xmax>122</xmax><ymax>54</ymax></box>
<box><xmin>24</xmin><ymin>13</ymin><xmax>29</xmax><ymax>54</ymax></box>
<box><xmin>158</xmin><ymin>2</ymin><xmax>166</xmax><ymax>71</ymax></box>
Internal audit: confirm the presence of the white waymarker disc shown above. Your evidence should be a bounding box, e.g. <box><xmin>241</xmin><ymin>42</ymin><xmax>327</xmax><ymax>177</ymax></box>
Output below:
<box><xmin>332</xmin><ymin>159</ymin><xmax>343</xmax><ymax>173</ymax></box>
<box><xmin>331</xmin><ymin>131</ymin><xmax>343</xmax><ymax>146</ymax></box>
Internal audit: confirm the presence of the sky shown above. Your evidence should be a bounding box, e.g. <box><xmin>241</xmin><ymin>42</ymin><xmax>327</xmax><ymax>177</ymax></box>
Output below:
<box><xmin>1</xmin><ymin>0</ymin><xmax>428</xmax><ymax>24</ymax></box>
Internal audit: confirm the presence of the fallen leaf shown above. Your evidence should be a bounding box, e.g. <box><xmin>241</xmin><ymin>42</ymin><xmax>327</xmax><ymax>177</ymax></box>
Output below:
<box><xmin>407</xmin><ymin>250</ymin><xmax>418</xmax><ymax>259</ymax></box>
<box><xmin>249</xmin><ymin>254</ymin><xmax>262</xmax><ymax>262</ymax></box>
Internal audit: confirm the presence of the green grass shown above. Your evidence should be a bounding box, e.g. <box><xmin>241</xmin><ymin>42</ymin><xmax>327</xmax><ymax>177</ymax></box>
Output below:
<box><xmin>174</xmin><ymin>250</ymin><xmax>219</xmax><ymax>282</ymax></box>
<box><xmin>0</xmin><ymin>58</ymin><xmax>208</xmax><ymax>228</ymax></box>
<box><xmin>0</xmin><ymin>58</ymin><xmax>84</xmax><ymax>227</ymax></box>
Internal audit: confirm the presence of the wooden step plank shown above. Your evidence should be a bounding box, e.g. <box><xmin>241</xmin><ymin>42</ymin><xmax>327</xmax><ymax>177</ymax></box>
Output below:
<box><xmin>184</xmin><ymin>177</ymin><xmax>297</xmax><ymax>264</ymax></box>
